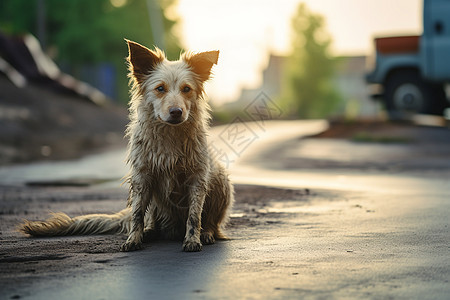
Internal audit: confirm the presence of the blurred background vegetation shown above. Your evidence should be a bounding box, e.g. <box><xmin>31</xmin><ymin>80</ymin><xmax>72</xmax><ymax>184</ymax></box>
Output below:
<box><xmin>213</xmin><ymin>2</ymin><xmax>343</xmax><ymax>122</ymax></box>
<box><xmin>0</xmin><ymin>0</ymin><xmax>350</xmax><ymax>119</ymax></box>
<box><xmin>0</xmin><ymin>0</ymin><xmax>182</xmax><ymax>103</ymax></box>
<box><xmin>0</xmin><ymin>0</ymin><xmax>388</xmax><ymax>163</ymax></box>
<box><xmin>279</xmin><ymin>3</ymin><xmax>342</xmax><ymax>119</ymax></box>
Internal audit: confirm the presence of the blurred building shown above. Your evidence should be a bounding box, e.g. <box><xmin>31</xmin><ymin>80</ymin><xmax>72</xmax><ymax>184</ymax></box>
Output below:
<box><xmin>223</xmin><ymin>53</ymin><xmax>381</xmax><ymax>119</ymax></box>
<box><xmin>221</xmin><ymin>54</ymin><xmax>284</xmax><ymax>112</ymax></box>
<box><xmin>334</xmin><ymin>56</ymin><xmax>381</xmax><ymax>118</ymax></box>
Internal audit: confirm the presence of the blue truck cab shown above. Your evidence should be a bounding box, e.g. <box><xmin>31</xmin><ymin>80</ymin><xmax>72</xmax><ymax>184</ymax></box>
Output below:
<box><xmin>366</xmin><ymin>0</ymin><xmax>450</xmax><ymax>118</ymax></box>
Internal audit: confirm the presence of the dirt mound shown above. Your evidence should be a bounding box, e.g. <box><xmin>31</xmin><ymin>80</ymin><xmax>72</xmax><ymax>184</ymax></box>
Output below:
<box><xmin>0</xmin><ymin>76</ymin><xmax>128</xmax><ymax>165</ymax></box>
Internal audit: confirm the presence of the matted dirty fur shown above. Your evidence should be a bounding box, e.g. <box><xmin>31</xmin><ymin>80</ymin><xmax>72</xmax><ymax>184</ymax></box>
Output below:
<box><xmin>19</xmin><ymin>40</ymin><xmax>234</xmax><ymax>252</ymax></box>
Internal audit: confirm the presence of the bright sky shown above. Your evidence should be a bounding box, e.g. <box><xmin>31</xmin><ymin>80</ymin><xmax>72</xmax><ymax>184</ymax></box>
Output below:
<box><xmin>176</xmin><ymin>0</ymin><xmax>422</xmax><ymax>105</ymax></box>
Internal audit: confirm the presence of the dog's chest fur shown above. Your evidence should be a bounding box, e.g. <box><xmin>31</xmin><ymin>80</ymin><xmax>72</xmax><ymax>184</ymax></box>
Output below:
<box><xmin>137</xmin><ymin>121</ymin><xmax>207</xmax><ymax>172</ymax></box>
<box><xmin>128</xmin><ymin>116</ymin><xmax>210</xmax><ymax>216</ymax></box>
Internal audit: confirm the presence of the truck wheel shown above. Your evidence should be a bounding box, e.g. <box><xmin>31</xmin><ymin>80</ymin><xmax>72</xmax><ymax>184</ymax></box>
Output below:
<box><xmin>384</xmin><ymin>70</ymin><xmax>447</xmax><ymax>119</ymax></box>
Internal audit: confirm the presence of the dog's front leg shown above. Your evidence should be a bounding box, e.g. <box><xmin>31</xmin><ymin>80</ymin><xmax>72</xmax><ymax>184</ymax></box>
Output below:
<box><xmin>183</xmin><ymin>184</ymin><xmax>207</xmax><ymax>252</ymax></box>
<box><xmin>121</xmin><ymin>181</ymin><xmax>151</xmax><ymax>252</ymax></box>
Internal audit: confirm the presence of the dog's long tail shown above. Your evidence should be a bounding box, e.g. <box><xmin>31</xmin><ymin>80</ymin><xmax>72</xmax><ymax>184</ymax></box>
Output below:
<box><xmin>19</xmin><ymin>207</ymin><xmax>131</xmax><ymax>237</ymax></box>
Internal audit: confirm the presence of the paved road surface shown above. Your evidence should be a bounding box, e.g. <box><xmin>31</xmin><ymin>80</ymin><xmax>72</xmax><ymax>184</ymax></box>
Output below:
<box><xmin>1</xmin><ymin>120</ymin><xmax>449</xmax><ymax>299</ymax></box>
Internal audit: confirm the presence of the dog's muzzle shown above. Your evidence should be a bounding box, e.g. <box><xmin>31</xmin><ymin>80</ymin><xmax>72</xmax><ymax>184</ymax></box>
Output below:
<box><xmin>167</xmin><ymin>107</ymin><xmax>184</xmax><ymax>124</ymax></box>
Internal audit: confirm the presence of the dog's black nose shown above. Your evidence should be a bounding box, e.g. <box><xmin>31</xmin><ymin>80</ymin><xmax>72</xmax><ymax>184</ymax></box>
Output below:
<box><xmin>169</xmin><ymin>107</ymin><xmax>183</xmax><ymax>119</ymax></box>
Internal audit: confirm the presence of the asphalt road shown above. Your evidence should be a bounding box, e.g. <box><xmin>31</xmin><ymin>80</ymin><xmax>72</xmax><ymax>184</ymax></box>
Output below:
<box><xmin>1</xmin><ymin>120</ymin><xmax>449</xmax><ymax>299</ymax></box>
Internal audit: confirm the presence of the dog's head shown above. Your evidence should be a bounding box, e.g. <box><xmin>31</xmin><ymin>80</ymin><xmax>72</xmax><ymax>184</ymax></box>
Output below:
<box><xmin>126</xmin><ymin>40</ymin><xmax>219</xmax><ymax>125</ymax></box>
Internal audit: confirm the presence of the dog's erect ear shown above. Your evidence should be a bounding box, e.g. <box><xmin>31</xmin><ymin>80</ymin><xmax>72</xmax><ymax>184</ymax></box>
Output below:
<box><xmin>184</xmin><ymin>51</ymin><xmax>219</xmax><ymax>82</ymax></box>
<box><xmin>126</xmin><ymin>39</ymin><xmax>164</xmax><ymax>79</ymax></box>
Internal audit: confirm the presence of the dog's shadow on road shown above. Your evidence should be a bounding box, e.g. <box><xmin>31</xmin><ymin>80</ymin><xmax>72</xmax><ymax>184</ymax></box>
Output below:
<box><xmin>82</xmin><ymin>240</ymin><xmax>232</xmax><ymax>297</ymax></box>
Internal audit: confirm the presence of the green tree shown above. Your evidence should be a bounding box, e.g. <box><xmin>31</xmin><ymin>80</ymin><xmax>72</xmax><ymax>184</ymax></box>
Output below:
<box><xmin>0</xmin><ymin>0</ymin><xmax>182</xmax><ymax>102</ymax></box>
<box><xmin>280</xmin><ymin>3</ymin><xmax>341</xmax><ymax>119</ymax></box>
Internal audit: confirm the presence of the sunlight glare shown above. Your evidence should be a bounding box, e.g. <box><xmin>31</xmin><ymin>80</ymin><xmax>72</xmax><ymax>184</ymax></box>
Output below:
<box><xmin>110</xmin><ymin>0</ymin><xmax>127</xmax><ymax>8</ymax></box>
<box><xmin>176</xmin><ymin>0</ymin><xmax>421</xmax><ymax>105</ymax></box>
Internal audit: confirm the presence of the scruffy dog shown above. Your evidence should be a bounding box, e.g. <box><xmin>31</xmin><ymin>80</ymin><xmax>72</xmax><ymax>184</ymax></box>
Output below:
<box><xmin>20</xmin><ymin>40</ymin><xmax>234</xmax><ymax>252</ymax></box>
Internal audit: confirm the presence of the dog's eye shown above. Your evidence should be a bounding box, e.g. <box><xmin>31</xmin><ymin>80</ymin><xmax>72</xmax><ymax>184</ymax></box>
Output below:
<box><xmin>156</xmin><ymin>85</ymin><xmax>166</xmax><ymax>93</ymax></box>
<box><xmin>182</xmin><ymin>86</ymin><xmax>191</xmax><ymax>93</ymax></box>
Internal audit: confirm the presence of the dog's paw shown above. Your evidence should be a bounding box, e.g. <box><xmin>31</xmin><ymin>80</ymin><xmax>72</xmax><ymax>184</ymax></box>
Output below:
<box><xmin>200</xmin><ymin>232</ymin><xmax>215</xmax><ymax>245</ymax></box>
<box><xmin>182</xmin><ymin>240</ymin><xmax>202</xmax><ymax>252</ymax></box>
<box><xmin>120</xmin><ymin>241</ymin><xmax>143</xmax><ymax>252</ymax></box>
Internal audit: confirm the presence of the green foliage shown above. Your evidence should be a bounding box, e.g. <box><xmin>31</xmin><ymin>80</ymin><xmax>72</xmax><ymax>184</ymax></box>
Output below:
<box><xmin>0</xmin><ymin>0</ymin><xmax>181</xmax><ymax>61</ymax></box>
<box><xmin>0</xmin><ymin>1</ymin><xmax>37</xmax><ymax>34</ymax></box>
<box><xmin>280</xmin><ymin>3</ymin><xmax>341</xmax><ymax>119</ymax></box>
<box><xmin>0</xmin><ymin>0</ymin><xmax>182</xmax><ymax>102</ymax></box>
